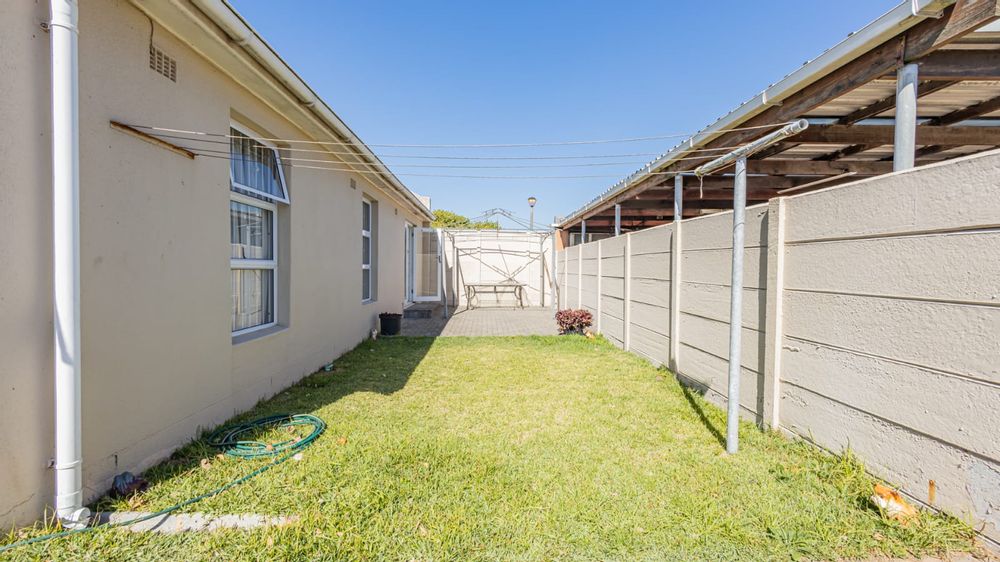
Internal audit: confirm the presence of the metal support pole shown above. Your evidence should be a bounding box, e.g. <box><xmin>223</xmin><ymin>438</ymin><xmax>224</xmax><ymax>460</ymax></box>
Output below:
<box><xmin>669</xmin><ymin>175</ymin><xmax>683</xmax><ymax>371</ymax></box>
<box><xmin>894</xmin><ymin>63</ymin><xmax>919</xmax><ymax>172</ymax></box>
<box><xmin>725</xmin><ymin>158</ymin><xmax>748</xmax><ymax>454</ymax></box>
<box><xmin>580</xmin><ymin>220</ymin><xmax>587</xmax><ymax>242</ymax></box>
<box><xmin>614</xmin><ymin>204</ymin><xmax>621</xmax><ymax>237</ymax></box>
<box><xmin>693</xmin><ymin>120</ymin><xmax>809</xmax><ymax>456</ymax></box>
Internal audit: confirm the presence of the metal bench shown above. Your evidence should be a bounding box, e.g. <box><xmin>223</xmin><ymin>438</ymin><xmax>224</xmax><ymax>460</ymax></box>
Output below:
<box><xmin>464</xmin><ymin>282</ymin><xmax>526</xmax><ymax>310</ymax></box>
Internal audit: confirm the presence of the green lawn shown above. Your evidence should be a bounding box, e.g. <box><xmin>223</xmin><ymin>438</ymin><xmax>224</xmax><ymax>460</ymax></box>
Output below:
<box><xmin>5</xmin><ymin>336</ymin><xmax>975</xmax><ymax>561</ymax></box>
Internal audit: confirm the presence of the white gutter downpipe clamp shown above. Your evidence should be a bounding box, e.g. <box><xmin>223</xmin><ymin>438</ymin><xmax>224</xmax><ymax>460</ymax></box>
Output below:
<box><xmin>51</xmin><ymin>0</ymin><xmax>89</xmax><ymax>530</ymax></box>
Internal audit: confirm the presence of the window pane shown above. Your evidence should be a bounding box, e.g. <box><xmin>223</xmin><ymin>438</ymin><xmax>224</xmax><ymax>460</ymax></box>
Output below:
<box><xmin>230</xmin><ymin>201</ymin><xmax>273</xmax><ymax>260</ymax></box>
<box><xmin>232</xmin><ymin>269</ymin><xmax>274</xmax><ymax>332</ymax></box>
<box><xmin>362</xmin><ymin>268</ymin><xmax>371</xmax><ymax>301</ymax></box>
<box><xmin>362</xmin><ymin>235</ymin><xmax>371</xmax><ymax>266</ymax></box>
<box><xmin>362</xmin><ymin>201</ymin><xmax>371</xmax><ymax>232</ymax></box>
<box><xmin>230</xmin><ymin>127</ymin><xmax>286</xmax><ymax>200</ymax></box>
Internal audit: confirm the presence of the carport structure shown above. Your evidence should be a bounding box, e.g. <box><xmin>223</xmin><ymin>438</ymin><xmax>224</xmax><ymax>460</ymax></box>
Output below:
<box><xmin>559</xmin><ymin>0</ymin><xmax>1000</xmax><ymax>236</ymax></box>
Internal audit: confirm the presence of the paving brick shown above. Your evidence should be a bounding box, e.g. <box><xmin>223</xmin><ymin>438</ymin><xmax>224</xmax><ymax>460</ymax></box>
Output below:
<box><xmin>401</xmin><ymin>307</ymin><xmax>556</xmax><ymax>337</ymax></box>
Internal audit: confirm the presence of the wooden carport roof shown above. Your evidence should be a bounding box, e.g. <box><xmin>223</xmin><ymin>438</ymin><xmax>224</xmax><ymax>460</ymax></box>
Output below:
<box><xmin>559</xmin><ymin>0</ymin><xmax>1000</xmax><ymax>233</ymax></box>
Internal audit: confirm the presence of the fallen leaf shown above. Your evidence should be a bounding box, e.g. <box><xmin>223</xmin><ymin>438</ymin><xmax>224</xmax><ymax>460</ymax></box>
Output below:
<box><xmin>416</xmin><ymin>523</ymin><xmax>429</xmax><ymax>537</ymax></box>
<box><xmin>337</xmin><ymin>436</ymin><xmax>348</xmax><ymax>446</ymax></box>
<box><xmin>215</xmin><ymin>453</ymin><xmax>225</xmax><ymax>461</ymax></box>
<box><xmin>200</xmin><ymin>458</ymin><xmax>212</xmax><ymax>470</ymax></box>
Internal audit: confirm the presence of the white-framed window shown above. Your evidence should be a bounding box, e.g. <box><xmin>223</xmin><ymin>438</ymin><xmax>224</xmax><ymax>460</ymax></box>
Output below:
<box><xmin>362</xmin><ymin>198</ymin><xmax>374</xmax><ymax>302</ymax></box>
<box><xmin>230</xmin><ymin>122</ymin><xmax>287</xmax><ymax>335</ymax></box>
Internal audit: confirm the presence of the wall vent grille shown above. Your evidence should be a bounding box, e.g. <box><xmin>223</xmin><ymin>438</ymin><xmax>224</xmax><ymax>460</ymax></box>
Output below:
<box><xmin>149</xmin><ymin>45</ymin><xmax>177</xmax><ymax>82</ymax></box>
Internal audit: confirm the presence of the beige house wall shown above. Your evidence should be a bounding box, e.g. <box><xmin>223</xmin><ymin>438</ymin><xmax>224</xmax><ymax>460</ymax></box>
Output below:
<box><xmin>0</xmin><ymin>0</ymin><xmax>427</xmax><ymax>527</ymax></box>
<box><xmin>558</xmin><ymin>150</ymin><xmax>1000</xmax><ymax>543</ymax></box>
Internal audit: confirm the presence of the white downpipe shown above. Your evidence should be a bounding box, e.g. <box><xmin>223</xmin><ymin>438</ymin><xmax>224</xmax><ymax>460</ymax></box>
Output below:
<box><xmin>51</xmin><ymin>0</ymin><xmax>89</xmax><ymax>529</ymax></box>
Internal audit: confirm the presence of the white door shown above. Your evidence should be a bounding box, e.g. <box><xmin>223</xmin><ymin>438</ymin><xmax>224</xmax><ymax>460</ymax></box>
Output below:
<box><xmin>404</xmin><ymin>224</ymin><xmax>415</xmax><ymax>304</ymax></box>
<box><xmin>411</xmin><ymin>227</ymin><xmax>442</xmax><ymax>302</ymax></box>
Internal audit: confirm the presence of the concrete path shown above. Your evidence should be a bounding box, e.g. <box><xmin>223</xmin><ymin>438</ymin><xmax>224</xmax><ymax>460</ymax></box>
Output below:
<box><xmin>402</xmin><ymin>307</ymin><xmax>557</xmax><ymax>337</ymax></box>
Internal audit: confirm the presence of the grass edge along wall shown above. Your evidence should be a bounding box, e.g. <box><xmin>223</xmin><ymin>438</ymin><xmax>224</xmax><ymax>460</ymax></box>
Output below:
<box><xmin>0</xmin><ymin>0</ymin><xmax>430</xmax><ymax>529</ymax></box>
<box><xmin>557</xmin><ymin>149</ymin><xmax>1000</xmax><ymax>545</ymax></box>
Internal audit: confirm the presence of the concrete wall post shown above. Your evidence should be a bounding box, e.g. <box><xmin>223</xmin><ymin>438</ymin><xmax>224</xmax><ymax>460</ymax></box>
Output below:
<box><xmin>596</xmin><ymin>240</ymin><xmax>603</xmax><ymax>333</ymax></box>
<box><xmin>762</xmin><ymin>197</ymin><xmax>787</xmax><ymax>429</ymax></box>
<box><xmin>623</xmin><ymin>232</ymin><xmax>632</xmax><ymax>351</ymax></box>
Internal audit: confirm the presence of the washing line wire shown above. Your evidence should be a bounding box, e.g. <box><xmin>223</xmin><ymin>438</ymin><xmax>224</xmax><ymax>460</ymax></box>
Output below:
<box><xmin>189</xmin><ymin>145</ymin><xmax>761</xmax><ymax>171</ymax></box>
<box><xmin>148</xmin><ymin>131</ymin><xmax>750</xmax><ymax>160</ymax></box>
<box><xmin>191</xmin><ymin>151</ymin><xmax>731</xmax><ymax>180</ymax></box>
<box><xmin>127</xmin><ymin>121</ymin><xmax>797</xmax><ymax>149</ymax></box>
<box><xmin>193</xmin><ymin>147</ymin><xmax>650</xmax><ymax>169</ymax></box>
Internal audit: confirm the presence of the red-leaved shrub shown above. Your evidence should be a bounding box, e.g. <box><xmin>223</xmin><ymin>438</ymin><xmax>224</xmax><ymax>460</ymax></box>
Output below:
<box><xmin>555</xmin><ymin>309</ymin><xmax>593</xmax><ymax>335</ymax></box>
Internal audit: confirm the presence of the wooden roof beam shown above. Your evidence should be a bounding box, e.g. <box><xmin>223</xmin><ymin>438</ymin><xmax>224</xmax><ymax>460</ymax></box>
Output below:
<box><xmin>914</xmin><ymin>49</ymin><xmax>1000</xmax><ymax>80</ymax></box>
<box><xmin>833</xmin><ymin>80</ymin><xmax>958</xmax><ymax>125</ymax></box>
<box><xmin>794</xmin><ymin>124</ymin><xmax>1000</xmax><ymax>145</ymax></box>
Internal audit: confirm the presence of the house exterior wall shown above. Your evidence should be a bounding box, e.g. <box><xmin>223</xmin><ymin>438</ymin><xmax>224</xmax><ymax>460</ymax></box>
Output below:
<box><xmin>557</xmin><ymin>150</ymin><xmax>1000</xmax><ymax>543</ymax></box>
<box><xmin>0</xmin><ymin>0</ymin><xmax>426</xmax><ymax>528</ymax></box>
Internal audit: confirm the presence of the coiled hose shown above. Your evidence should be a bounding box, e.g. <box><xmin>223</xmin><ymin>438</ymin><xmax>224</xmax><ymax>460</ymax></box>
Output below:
<box><xmin>0</xmin><ymin>413</ymin><xmax>325</xmax><ymax>555</ymax></box>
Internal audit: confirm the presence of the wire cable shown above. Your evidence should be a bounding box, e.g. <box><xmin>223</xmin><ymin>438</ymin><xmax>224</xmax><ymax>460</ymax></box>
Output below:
<box><xmin>127</xmin><ymin>121</ymin><xmax>797</xmax><ymax>149</ymax></box>
<box><xmin>192</xmin><ymin>151</ymin><xmax>714</xmax><ymax>179</ymax></box>
<box><xmin>144</xmin><ymin>131</ymin><xmax>765</xmax><ymax>160</ymax></box>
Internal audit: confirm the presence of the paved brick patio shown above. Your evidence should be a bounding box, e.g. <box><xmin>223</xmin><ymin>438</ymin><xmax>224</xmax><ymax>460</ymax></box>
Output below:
<box><xmin>401</xmin><ymin>307</ymin><xmax>557</xmax><ymax>337</ymax></box>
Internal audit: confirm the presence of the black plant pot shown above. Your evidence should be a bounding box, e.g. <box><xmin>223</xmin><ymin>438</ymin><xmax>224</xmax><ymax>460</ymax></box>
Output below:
<box><xmin>379</xmin><ymin>313</ymin><xmax>402</xmax><ymax>336</ymax></box>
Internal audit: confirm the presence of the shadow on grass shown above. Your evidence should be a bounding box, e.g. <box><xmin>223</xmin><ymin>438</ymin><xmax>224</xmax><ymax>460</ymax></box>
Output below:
<box><xmin>95</xmin><ymin>336</ymin><xmax>435</xmax><ymax>509</ymax></box>
<box><xmin>680</xmin><ymin>382</ymin><xmax>726</xmax><ymax>449</ymax></box>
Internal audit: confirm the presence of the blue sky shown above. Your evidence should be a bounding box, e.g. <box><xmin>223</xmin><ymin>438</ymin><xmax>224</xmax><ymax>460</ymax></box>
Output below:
<box><xmin>230</xmin><ymin>0</ymin><xmax>899</xmax><ymax>228</ymax></box>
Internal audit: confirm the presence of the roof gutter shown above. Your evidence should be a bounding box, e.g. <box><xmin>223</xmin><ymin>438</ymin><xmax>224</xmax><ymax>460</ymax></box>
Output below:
<box><xmin>187</xmin><ymin>0</ymin><xmax>433</xmax><ymax>221</ymax></box>
<box><xmin>558</xmin><ymin>0</ymin><xmax>954</xmax><ymax>228</ymax></box>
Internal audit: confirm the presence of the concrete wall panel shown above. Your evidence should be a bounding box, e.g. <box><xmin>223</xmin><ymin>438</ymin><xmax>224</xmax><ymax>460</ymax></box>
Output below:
<box><xmin>682</xmin><ymin>248</ymin><xmax>768</xmax><ymax>290</ymax></box>
<box><xmin>631</xmin><ymin>278</ymin><xmax>671</xmax><ymax>309</ymax></box>
<box><xmin>784</xmin><ymin>152</ymin><xmax>1000</xmax><ymax>243</ymax></box>
<box><xmin>630</xmin><ymin>324</ymin><xmax>669</xmax><ymax>367</ymax></box>
<box><xmin>783</xmin><ymin>340</ymin><xmax>1000</xmax><ymax>459</ymax></box>
<box><xmin>680</xmin><ymin>283</ymin><xmax>765</xmax><ymax>331</ymax></box>
<box><xmin>783</xmin><ymin>291</ymin><xmax>999</xmax><ymax>383</ymax></box>
<box><xmin>630</xmin><ymin>301</ymin><xmax>669</xmax><ymax>337</ymax></box>
<box><xmin>785</xmin><ymin>230</ymin><xmax>1000</xmax><ymax>303</ymax></box>
<box><xmin>630</xmin><ymin>252</ymin><xmax>671</xmax><ymax>281</ymax></box>
<box><xmin>630</xmin><ymin>224</ymin><xmax>672</xmax><ymax>255</ymax></box>
<box><xmin>681</xmin><ymin>205</ymin><xmax>768</xmax><ymax>250</ymax></box>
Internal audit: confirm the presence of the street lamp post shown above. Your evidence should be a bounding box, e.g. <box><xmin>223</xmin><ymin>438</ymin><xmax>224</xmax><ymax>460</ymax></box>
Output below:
<box><xmin>528</xmin><ymin>196</ymin><xmax>537</xmax><ymax>230</ymax></box>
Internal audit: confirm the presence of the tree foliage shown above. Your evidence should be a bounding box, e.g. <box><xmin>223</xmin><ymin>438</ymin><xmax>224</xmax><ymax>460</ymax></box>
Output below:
<box><xmin>431</xmin><ymin>210</ymin><xmax>500</xmax><ymax>230</ymax></box>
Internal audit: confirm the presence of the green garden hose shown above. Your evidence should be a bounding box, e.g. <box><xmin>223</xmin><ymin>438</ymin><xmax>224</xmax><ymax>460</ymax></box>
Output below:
<box><xmin>0</xmin><ymin>413</ymin><xmax>325</xmax><ymax>555</ymax></box>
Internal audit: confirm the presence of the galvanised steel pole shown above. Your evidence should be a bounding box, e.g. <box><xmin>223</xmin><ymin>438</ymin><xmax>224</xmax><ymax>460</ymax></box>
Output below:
<box><xmin>694</xmin><ymin>119</ymin><xmax>808</xmax><ymax>454</ymax></box>
<box><xmin>894</xmin><ymin>63</ymin><xmax>919</xmax><ymax>171</ymax></box>
<box><xmin>725</xmin><ymin>157</ymin><xmax>748</xmax><ymax>454</ymax></box>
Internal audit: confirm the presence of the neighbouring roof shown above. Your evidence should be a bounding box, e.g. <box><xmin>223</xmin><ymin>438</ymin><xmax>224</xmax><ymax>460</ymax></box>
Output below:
<box><xmin>559</xmin><ymin>0</ymin><xmax>1000</xmax><ymax>232</ymax></box>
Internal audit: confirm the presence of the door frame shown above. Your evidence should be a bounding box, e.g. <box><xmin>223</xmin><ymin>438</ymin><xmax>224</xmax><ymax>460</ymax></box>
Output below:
<box><xmin>408</xmin><ymin>226</ymin><xmax>442</xmax><ymax>303</ymax></box>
